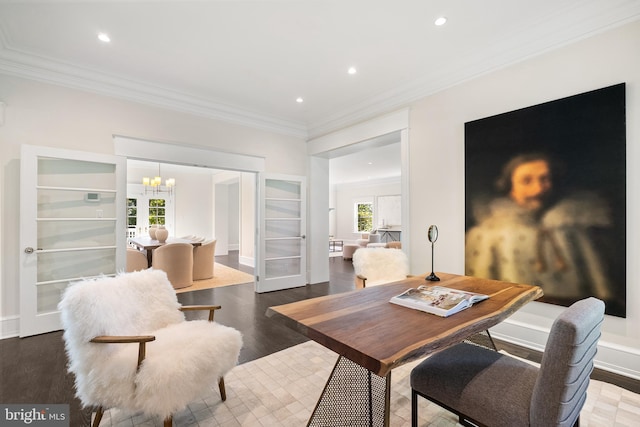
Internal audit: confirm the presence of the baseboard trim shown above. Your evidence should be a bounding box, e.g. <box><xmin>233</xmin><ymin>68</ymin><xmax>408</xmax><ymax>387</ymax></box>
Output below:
<box><xmin>239</xmin><ymin>255</ymin><xmax>254</xmax><ymax>268</ymax></box>
<box><xmin>1</xmin><ymin>315</ymin><xmax>19</xmax><ymax>339</ymax></box>
<box><xmin>491</xmin><ymin>319</ymin><xmax>640</xmax><ymax>380</ymax></box>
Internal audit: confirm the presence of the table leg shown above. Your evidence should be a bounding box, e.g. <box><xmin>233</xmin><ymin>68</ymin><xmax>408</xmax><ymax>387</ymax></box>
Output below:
<box><xmin>307</xmin><ymin>356</ymin><xmax>391</xmax><ymax>427</ymax></box>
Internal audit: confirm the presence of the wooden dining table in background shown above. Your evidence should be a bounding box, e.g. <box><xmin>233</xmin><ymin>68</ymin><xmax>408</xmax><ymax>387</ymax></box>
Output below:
<box><xmin>128</xmin><ymin>236</ymin><xmax>202</xmax><ymax>267</ymax></box>
<box><xmin>267</xmin><ymin>272</ymin><xmax>543</xmax><ymax>426</ymax></box>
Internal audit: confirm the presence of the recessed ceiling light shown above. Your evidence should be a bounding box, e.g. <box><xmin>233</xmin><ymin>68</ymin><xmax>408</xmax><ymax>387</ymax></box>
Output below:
<box><xmin>296</xmin><ymin>97</ymin><xmax>304</xmax><ymax>103</ymax></box>
<box><xmin>434</xmin><ymin>16</ymin><xmax>447</xmax><ymax>26</ymax></box>
<box><xmin>348</xmin><ymin>67</ymin><xmax>357</xmax><ymax>75</ymax></box>
<box><xmin>98</xmin><ymin>33</ymin><xmax>111</xmax><ymax>43</ymax></box>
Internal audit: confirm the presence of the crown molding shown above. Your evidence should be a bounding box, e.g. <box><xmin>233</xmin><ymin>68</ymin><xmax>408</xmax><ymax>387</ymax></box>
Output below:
<box><xmin>0</xmin><ymin>45</ymin><xmax>308</xmax><ymax>139</ymax></box>
<box><xmin>0</xmin><ymin>0</ymin><xmax>638</xmax><ymax>142</ymax></box>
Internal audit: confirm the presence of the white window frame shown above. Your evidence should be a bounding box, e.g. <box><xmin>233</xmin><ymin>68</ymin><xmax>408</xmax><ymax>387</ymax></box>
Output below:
<box><xmin>353</xmin><ymin>197</ymin><xmax>374</xmax><ymax>233</ymax></box>
<box><xmin>126</xmin><ymin>184</ymin><xmax>175</xmax><ymax>237</ymax></box>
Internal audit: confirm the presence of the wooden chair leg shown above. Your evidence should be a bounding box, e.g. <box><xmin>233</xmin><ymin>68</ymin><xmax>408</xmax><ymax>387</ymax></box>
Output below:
<box><xmin>164</xmin><ymin>415</ymin><xmax>172</xmax><ymax>427</ymax></box>
<box><xmin>219</xmin><ymin>377</ymin><xmax>226</xmax><ymax>401</ymax></box>
<box><xmin>92</xmin><ymin>406</ymin><xmax>104</xmax><ymax>427</ymax></box>
<box><xmin>411</xmin><ymin>390</ymin><xmax>418</xmax><ymax>427</ymax></box>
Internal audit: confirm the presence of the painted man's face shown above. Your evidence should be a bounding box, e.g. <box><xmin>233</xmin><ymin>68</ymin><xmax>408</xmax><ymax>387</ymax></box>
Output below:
<box><xmin>509</xmin><ymin>160</ymin><xmax>552</xmax><ymax>210</ymax></box>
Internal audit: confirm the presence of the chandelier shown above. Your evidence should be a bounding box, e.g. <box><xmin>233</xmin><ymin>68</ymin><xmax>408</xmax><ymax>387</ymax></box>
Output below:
<box><xmin>142</xmin><ymin>164</ymin><xmax>175</xmax><ymax>195</ymax></box>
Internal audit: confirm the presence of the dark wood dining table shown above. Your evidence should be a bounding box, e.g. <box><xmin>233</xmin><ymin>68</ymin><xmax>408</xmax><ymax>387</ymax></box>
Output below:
<box><xmin>128</xmin><ymin>236</ymin><xmax>202</xmax><ymax>267</ymax></box>
<box><xmin>266</xmin><ymin>272</ymin><xmax>543</xmax><ymax>426</ymax></box>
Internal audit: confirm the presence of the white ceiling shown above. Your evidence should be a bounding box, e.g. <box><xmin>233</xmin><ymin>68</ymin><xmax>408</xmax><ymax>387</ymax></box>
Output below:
<box><xmin>330</xmin><ymin>141</ymin><xmax>400</xmax><ymax>185</ymax></box>
<box><xmin>1</xmin><ymin>0</ymin><xmax>639</xmax><ymax>139</ymax></box>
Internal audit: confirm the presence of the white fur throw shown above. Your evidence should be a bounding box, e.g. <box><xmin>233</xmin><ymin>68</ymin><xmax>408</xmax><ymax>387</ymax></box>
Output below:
<box><xmin>58</xmin><ymin>269</ymin><xmax>243</xmax><ymax>420</ymax></box>
<box><xmin>352</xmin><ymin>248</ymin><xmax>409</xmax><ymax>286</ymax></box>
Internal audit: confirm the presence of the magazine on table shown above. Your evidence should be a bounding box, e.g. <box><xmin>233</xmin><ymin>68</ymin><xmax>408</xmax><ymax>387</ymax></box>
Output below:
<box><xmin>389</xmin><ymin>285</ymin><xmax>489</xmax><ymax>317</ymax></box>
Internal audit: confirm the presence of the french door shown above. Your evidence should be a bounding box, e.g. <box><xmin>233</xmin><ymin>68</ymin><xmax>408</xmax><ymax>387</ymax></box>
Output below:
<box><xmin>256</xmin><ymin>173</ymin><xmax>307</xmax><ymax>292</ymax></box>
<box><xmin>19</xmin><ymin>145</ymin><xmax>126</xmax><ymax>337</ymax></box>
<box><xmin>126</xmin><ymin>184</ymin><xmax>175</xmax><ymax>238</ymax></box>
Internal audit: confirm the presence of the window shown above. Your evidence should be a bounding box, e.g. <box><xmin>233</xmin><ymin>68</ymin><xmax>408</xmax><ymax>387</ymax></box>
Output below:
<box><xmin>127</xmin><ymin>198</ymin><xmax>137</xmax><ymax>228</ymax></box>
<box><xmin>355</xmin><ymin>202</ymin><xmax>373</xmax><ymax>232</ymax></box>
<box><xmin>126</xmin><ymin>185</ymin><xmax>175</xmax><ymax>237</ymax></box>
<box><xmin>126</xmin><ymin>198</ymin><xmax>138</xmax><ymax>239</ymax></box>
<box><xmin>148</xmin><ymin>199</ymin><xmax>166</xmax><ymax>226</ymax></box>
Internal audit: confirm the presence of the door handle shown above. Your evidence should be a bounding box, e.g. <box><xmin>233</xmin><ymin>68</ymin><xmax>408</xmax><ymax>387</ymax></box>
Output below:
<box><xmin>24</xmin><ymin>247</ymin><xmax>34</xmax><ymax>254</ymax></box>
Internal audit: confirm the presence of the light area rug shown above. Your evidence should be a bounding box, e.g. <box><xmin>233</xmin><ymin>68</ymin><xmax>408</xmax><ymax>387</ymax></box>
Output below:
<box><xmin>97</xmin><ymin>341</ymin><xmax>640</xmax><ymax>427</ymax></box>
<box><xmin>175</xmin><ymin>264</ymin><xmax>254</xmax><ymax>294</ymax></box>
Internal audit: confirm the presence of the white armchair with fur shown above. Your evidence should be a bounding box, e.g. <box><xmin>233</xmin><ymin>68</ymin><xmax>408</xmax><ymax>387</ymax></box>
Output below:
<box><xmin>352</xmin><ymin>247</ymin><xmax>410</xmax><ymax>288</ymax></box>
<box><xmin>58</xmin><ymin>269</ymin><xmax>243</xmax><ymax>427</ymax></box>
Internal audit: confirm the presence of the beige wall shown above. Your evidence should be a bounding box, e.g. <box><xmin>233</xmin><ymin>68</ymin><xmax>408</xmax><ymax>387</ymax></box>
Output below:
<box><xmin>407</xmin><ymin>21</ymin><xmax>639</xmax><ymax>377</ymax></box>
<box><xmin>0</xmin><ymin>75</ymin><xmax>306</xmax><ymax>334</ymax></box>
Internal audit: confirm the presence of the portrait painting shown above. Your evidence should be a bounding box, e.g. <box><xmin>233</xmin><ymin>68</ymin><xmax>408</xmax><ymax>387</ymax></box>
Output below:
<box><xmin>464</xmin><ymin>83</ymin><xmax>626</xmax><ymax>317</ymax></box>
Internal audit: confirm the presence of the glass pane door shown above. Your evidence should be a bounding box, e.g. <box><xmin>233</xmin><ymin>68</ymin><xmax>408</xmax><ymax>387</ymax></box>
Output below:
<box><xmin>20</xmin><ymin>145</ymin><xmax>125</xmax><ymax>336</ymax></box>
<box><xmin>257</xmin><ymin>174</ymin><xmax>307</xmax><ymax>292</ymax></box>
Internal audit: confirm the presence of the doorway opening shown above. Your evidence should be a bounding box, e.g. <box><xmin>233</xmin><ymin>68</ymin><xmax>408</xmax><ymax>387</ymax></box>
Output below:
<box><xmin>328</xmin><ymin>136</ymin><xmax>402</xmax><ymax>256</ymax></box>
<box><xmin>307</xmin><ymin>110</ymin><xmax>409</xmax><ymax>285</ymax></box>
<box><xmin>114</xmin><ymin>136</ymin><xmax>263</xmax><ymax>272</ymax></box>
<box><xmin>126</xmin><ymin>160</ymin><xmax>250</xmax><ymax>262</ymax></box>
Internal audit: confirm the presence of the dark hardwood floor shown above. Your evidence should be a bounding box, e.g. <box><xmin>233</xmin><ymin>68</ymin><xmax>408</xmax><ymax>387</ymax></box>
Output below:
<box><xmin>1</xmin><ymin>252</ymin><xmax>638</xmax><ymax>426</ymax></box>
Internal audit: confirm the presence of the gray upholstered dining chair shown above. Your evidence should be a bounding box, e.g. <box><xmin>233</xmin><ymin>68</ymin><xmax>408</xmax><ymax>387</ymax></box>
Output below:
<box><xmin>410</xmin><ymin>297</ymin><xmax>605</xmax><ymax>427</ymax></box>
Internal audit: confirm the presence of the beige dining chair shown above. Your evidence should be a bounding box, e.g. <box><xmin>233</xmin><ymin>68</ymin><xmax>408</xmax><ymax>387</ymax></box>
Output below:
<box><xmin>152</xmin><ymin>243</ymin><xmax>193</xmax><ymax>289</ymax></box>
<box><xmin>126</xmin><ymin>248</ymin><xmax>148</xmax><ymax>272</ymax></box>
<box><xmin>193</xmin><ymin>239</ymin><xmax>216</xmax><ymax>281</ymax></box>
<box><xmin>410</xmin><ymin>297</ymin><xmax>605</xmax><ymax>427</ymax></box>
